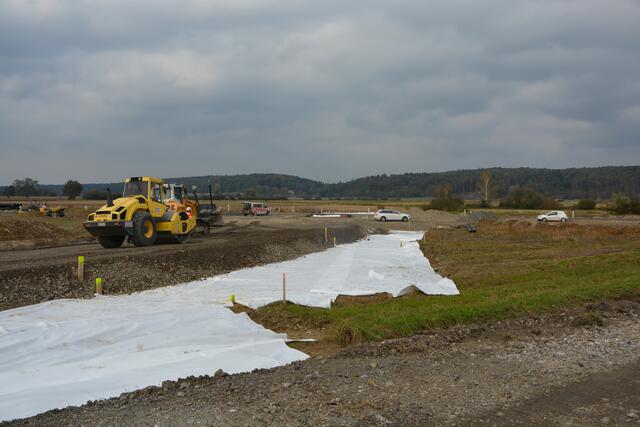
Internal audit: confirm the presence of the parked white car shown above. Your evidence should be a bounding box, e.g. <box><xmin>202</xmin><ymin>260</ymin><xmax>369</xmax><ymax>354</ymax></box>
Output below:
<box><xmin>537</xmin><ymin>210</ymin><xmax>568</xmax><ymax>222</ymax></box>
<box><xmin>374</xmin><ymin>209</ymin><xmax>411</xmax><ymax>222</ymax></box>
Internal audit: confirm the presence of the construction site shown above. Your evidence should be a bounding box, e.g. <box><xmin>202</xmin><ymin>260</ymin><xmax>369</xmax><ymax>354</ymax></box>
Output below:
<box><xmin>0</xmin><ymin>173</ymin><xmax>639</xmax><ymax>425</ymax></box>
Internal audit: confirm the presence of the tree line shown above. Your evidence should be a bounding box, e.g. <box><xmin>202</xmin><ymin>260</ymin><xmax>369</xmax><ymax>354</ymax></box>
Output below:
<box><xmin>2</xmin><ymin>166</ymin><xmax>639</xmax><ymax>202</ymax></box>
<box><xmin>2</xmin><ymin>178</ymin><xmax>83</xmax><ymax>199</ymax></box>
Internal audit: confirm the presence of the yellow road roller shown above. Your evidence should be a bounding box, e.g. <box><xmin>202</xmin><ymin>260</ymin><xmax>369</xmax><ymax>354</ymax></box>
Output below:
<box><xmin>83</xmin><ymin>177</ymin><xmax>196</xmax><ymax>248</ymax></box>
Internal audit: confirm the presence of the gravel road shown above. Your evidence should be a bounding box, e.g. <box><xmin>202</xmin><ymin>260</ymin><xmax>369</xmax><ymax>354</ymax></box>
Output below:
<box><xmin>0</xmin><ymin>220</ymin><xmax>365</xmax><ymax>311</ymax></box>
<box><xmin>7</xmin><ymin>300</ymin><xmax>640</xmax><ymax>426</ymax></box>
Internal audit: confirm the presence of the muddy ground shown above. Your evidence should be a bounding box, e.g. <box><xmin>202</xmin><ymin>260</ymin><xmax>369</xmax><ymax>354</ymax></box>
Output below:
<box><xmin>0</xmin><ymin>218</ymin><xmax>365</xmax><ymax>311</ymax></box>
<box><xmin>7</xmin><ymin>299</ymin><xmax>640</xmax><ymax>426</ymax></box>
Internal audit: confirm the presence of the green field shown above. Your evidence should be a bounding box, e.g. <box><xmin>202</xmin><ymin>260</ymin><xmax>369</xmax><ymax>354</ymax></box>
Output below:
<box><xmin>258</xmin><ymin>221</ymin><xmax>640</xmax><ymax>344</ymax></box>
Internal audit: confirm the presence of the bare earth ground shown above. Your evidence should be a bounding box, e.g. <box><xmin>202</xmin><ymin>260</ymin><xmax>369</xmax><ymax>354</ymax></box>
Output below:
<box><xmin>6</xmin><ymin>300</ymin><xmax>640</xmax><ymax>426</ymax></box>
<box><xmin>0</xmin><ymin>208</ymin><xmax>459</xmax><ymax>311</ymax></box>
<box><xmin>2</xmin><ymin>211</ymin><xmax>640</xmax><ymax>425</ymax></box>
<box><xmin>0</xmin><ymin>216</ymin><xmax>367</xmax><ymax>311</ymax></box>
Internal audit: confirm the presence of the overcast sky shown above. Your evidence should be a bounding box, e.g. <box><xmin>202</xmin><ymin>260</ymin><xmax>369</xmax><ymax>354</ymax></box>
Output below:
<box><xmin>1</xmin><ymin>0</ymin><xmax>639</xmax><ymax>184</ymax></box>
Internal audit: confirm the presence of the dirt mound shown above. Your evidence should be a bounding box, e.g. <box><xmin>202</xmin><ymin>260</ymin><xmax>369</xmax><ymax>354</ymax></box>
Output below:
<box><xmin>463</xmin><ymin>211</ymin><xmax>497</xmax><ymax>224</ymax></box>
<box><xmin>409</xmin><ymin>208</ymin><xmax>459</xmax><ymax>223</ymax></box>
<box><xmin>0</xmin><ymin>216</ymin><xmax>68</xmax><ymax>243</ymax></box>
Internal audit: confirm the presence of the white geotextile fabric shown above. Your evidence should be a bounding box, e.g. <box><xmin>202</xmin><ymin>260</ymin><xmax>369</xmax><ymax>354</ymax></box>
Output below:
<box><xmin>0</xmin><ymin>230</ymin><xmax>458</xmax><ymax>421</ymax></box>
<box><xmin>0</xmin><ymin>295</ymin><xmax>307</xmax><ymax>422</ymax></box>
<box><xmin>203</xmin><ymin>230</ymin><xmax>459</xmax><ymax>308</ymax></box>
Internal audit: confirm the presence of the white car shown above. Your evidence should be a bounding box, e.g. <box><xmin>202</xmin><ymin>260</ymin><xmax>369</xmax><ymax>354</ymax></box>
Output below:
<box><xmin>374</xmin><ymin>209</ymin><xmax>411</xmax><ymax>222</ymax></box>
<box><xmin>537</xmin><ymin>210</ymin><xmax>568</xmax><ymax>222</ymax></box>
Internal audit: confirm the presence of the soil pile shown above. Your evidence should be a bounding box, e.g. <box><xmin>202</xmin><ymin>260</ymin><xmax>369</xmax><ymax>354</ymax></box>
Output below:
<box><xmin>0</xmin><ymin>216</ymin><xmax>70</xmax><ymax>249</ymax></box>
<box><xmin>461</xmin><ymin>211</ymin><xmax>497</xmax><ymax>224</ymax></box>
<box><xmin>408</xmin><ymin>208</ymin><xmax>459</xmax><ymax>224</ymax></box>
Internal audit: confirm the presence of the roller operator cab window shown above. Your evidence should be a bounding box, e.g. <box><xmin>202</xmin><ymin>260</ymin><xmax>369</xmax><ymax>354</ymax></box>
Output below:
<box><xmin>123</xmin><ymin>181</ymin><xmax>147</xmax><ymax>197</ymax></box>
<box><xmin>150</xmin><ymin>182</ymin><xmax>163</xmax><ymax>203</ymax></box>
<box><xmin>173</xmin><ymin>187</ymin><xmax>183</xmax><ymax>201</ymax></box>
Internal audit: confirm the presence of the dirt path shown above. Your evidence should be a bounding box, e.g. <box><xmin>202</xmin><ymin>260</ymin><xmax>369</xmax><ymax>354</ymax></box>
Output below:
<box><xmin>468</xmin><ymin>359</ymin><xmax>640</xmax><ymax>426</ymax></box>
<box><xmin>7</xmin><ymin>300</ymin><xmax>639</xmax><ymax>426</ymax></box>
<box><xmin>0</xmin><ymin>220</ymin><xmax>365</xmax><ymax>311</ymax></box>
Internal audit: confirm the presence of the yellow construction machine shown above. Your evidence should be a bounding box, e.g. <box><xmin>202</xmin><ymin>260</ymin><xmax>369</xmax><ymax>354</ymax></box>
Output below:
<box><xmin>162</xmin><ymin>183</ymin><xmax>224</xmax><ymax>233</ymax></box>
<box><xmin>83</xmin><ymin>177</ymin><xmax>196</xmax><ymax>248</ymax></box>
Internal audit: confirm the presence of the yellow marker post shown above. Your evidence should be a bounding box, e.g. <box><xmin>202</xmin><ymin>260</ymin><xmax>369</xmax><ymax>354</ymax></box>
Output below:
<box><xmin>333</xmin><ymin>236</ymin><xmax>337</xmax><ymax>247</ymax></box>
<box><xmin>230</xmin><ymin>293</ymin><xmax>236</xmax><ymax>304</ymax></box>
<box><xmin>95</xmin><ymin>278</ymin><xmax>103</xmax><ymax>295</ymax></box>
<box><xmin>324</xmin><ymin>227</ymin><xmax>328</xmax><ymax>243</ymax></box>
<box><xmin>77</xmin><ymin>256</ymin><xmax>85</xmax><ymax>282</ymax></box>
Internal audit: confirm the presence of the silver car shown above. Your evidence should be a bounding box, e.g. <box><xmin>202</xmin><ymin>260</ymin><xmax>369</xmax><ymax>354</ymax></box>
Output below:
<box><xmin>374</xmin><ymin>209</ymin><xmax>411</xmax><ymax>222</ymax></box>
<box><xmin>537</xmin><ymin>210</ymin><xmax>568</xmax><ymax>222</ymax></box>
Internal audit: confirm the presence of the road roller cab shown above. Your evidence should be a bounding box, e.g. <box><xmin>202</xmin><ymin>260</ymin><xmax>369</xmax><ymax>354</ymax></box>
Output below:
<box><xmin>83</xmin><ymin>177</ymin><xmax>196</xmax><ymax>248</ymax></box>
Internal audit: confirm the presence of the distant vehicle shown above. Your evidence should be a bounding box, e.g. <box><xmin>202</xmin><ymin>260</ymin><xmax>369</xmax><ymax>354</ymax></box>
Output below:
<box><xmin>0</xmin><ymin>203</ymin><xmax>22</xmax><ymax>211</ymax></box>
<box><xmin>374</xmin><ymin>209</ymin><xmax>410</xmax><ymax>222</ymax></box>
<box><xmin>537</xmin><ymin>211</ymin><xmax>568</xmax><ymax>222</ymax></box>
<box><xmin>242</xmin><ymin>202</ymin><xmax>271</xmax><ymax>216</ymax></box>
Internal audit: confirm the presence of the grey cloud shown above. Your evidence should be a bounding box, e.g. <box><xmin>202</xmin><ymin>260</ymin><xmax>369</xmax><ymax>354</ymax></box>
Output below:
<box><xmin>1</xmin><ymin>0</ymin><xmax>639</xmax><ymax>184</ymax></box>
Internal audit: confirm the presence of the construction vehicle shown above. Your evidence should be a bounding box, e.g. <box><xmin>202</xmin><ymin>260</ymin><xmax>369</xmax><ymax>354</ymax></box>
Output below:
<box><xmin>242</xmin><ymin>201</ymin><xmax>271</xmax><ymax>216</ymax></box>
<box><xmin>39</xmin><ymin>204</ymin><xmax>66</xmax><ymax>218</ymax></box>
<box><xmin>83</xmin><ymin>177</ymin><xmax>196</xmax><ymax>248</ymax></box>
<box><xmin>196</xmin><ymin>181</ymin><xmax>224</xmax><ymax>232</ymax></box>
<box><xmin>164</xmin><ymin>183</ymin><xmax>224</xmax><ymax>233</ymax></box>
<box><xmin>27</xmin><ymin>201</ymin><xmax>65</xmax><ymax>217</ymax></box>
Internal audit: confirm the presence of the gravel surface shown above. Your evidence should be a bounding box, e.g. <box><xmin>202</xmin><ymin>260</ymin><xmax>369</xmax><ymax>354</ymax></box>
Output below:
<box><xmin>8</xmin><ymin>300</ymin><xmax>640</xmax><ymax>426</ymax></box>
<box><xmin>0</xmin><ymin>221</ymin><xmax>365</xmax><ymax>311</ymax></box>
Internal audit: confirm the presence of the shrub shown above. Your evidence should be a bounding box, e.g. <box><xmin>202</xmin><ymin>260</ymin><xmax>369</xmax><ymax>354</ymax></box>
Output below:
<box><xmin>500</xmin><ymin>186</ymin><xmax>559</xmax><ymax>210</ymax></box>
<box><xmin>63</xmin><ymin>180</ymin><xmax>83</xmax><ymax>200</ymax></box>
<box><xmin>610</xmin><ymin>193</ymin><xmax>640</xmax><ymax>214</ymax></box>
<box><xmin>82</xmin><ymin>189</ymin><xmax>107</xmax><ymax>200</ymax></box>
<box><xmin>575</xmin><ymin>199</ymin><xmax>597</xmax><ymax>210</ymax></box>
<box><xmin>428</xmin><ymin>197</ymin><xmax>464</xmax><ymax>212</ymax></box>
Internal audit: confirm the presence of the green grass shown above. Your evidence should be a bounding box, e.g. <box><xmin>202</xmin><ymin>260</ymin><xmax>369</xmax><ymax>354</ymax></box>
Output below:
<box><xmin>258</xmin><ymin>223</ymin><xmax>640</xmax><ymax>343</ymax></box>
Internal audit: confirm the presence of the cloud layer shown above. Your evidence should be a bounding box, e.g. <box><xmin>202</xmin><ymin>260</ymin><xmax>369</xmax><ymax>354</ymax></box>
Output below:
<box><xmin>1</xmin><ymin>0</ymin><xmax>639</xmax><ymax>183</ymax></box>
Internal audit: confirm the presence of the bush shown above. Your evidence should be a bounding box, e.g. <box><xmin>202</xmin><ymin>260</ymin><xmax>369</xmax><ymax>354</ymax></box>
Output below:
<box><xmin>82</xmin><ymin>189</ymin><xmax>107</xmax><ymax>200</ymax></box>
<box><xmin>500</xmin><ymin>186</ymin><xmax>559</xmax><ymax>210</ymax></box>
<box><xmin>610</xmin><ymin>193</ymin><xmax>640</xmax><ymax>214</ymax></box>
<box><xmin>428</xmin><ymin>197</ymin><xmax>464</xmax><ymax>212</ymax></box>
<box><xmin>63</xmin><ymin>180</ymin><xmax>83</xmax><ymax>200</ymax></box>
<box><xmin>575</xmin><ymin>199</ymin><xmax>597</xmax><ymax>210</ymax></box>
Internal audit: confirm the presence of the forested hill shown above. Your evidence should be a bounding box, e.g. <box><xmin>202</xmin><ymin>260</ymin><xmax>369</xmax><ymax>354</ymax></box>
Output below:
<box><xmin>327</xmin><ymin>166</ymin><xmax>640</xmax><ymax>199</ymax></box>
<box><xmin>9</xmin><ymin>166</ymin><xmax>640</xmax><ymax>199</ymax></box>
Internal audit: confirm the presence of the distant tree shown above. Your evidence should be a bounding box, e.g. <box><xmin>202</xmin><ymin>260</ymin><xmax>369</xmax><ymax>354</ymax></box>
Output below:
<box><xmin>3</xmin><ymin>185</ymin><xmax>16</xmax><ymax>198</ymax></box>
<box><xmin>575</xmin><ymin>199</ymin><xmax>597</xmax><ymax>210</ymax></box>
<box><xmin>434</xmin><ymin>183</ymin><xmax>453</xmax><ymax>200</ymax></box>
<box><xmin>82</xmin><ymin>189</ymin><xmax>107</xmax><ymax>200</ymax></box>
<box><xmin>427</xmin><ymin>183</ymin><xmax>464</xmax><ymax>211</ymax></box>
<box><xmin>500</xmin><ymin>186</ymin><xmax>559</xmax><ymax>210</ymax></box>
<box><xmin>13</xmin><ymin>178</ymin><xmax>38</xmax><ymax>198</ymax></box>
<box><xmin>610</xmin><ymin>193</ymin><xmax>640</xmax><ymax>214</ymax></box>
<box><xmin>62</xmin><ymin>180</ymin><xmax>83</xmax><ymax>200</ymax></box>
<box><xmin>39</xmin><ymin>188</ymin><xmax>58</xmax><ymax>197</ymax></box>
<box><xmin>477</xmin><ymin>170</ymin><xmax>495</xmax><ymax>207</ymax></box>
<box><xmin>243</xmin><ymin>187</ymin><xmax>257</xmax><ymax>199</ymax></box>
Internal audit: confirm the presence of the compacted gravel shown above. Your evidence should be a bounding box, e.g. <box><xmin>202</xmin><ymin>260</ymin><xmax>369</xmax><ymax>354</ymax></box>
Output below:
<box><xmin>0</xmin><ymin>221</ymin><xmax>365</xmax><ymax>311</ymax></box>
<box><xmin>7</xmin><ymin>300</ymin><xmax>640</xmax><ymax>426</ymax></box>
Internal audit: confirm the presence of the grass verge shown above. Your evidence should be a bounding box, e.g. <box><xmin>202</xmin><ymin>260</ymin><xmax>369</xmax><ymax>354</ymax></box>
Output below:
<box><xmin>257</xmin><ymin>221</ymin><xmax>640</xmax><ymax>344</ymax></box>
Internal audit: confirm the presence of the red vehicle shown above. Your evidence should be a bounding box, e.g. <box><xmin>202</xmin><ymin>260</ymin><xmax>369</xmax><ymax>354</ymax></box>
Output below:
<box><xmin>242</xmin><ymin>202</ymin><xmax>271</xmax><ymax>216</ymax></box>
